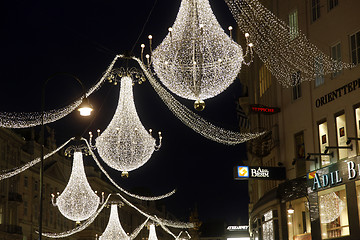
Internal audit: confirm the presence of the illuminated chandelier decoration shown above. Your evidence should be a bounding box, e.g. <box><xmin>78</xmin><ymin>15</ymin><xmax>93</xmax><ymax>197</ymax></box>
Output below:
<box><xmin>148</xmin><ymin>224</ymin><xmax>159</xmax><ymax>240</ymax></box>
<box><xmin>225</xmin><ymin>0</ymin><xmax>353</xmax><ymax>87</ymax></box>
<box><xmin>95</xmin><ymin>71</ymin><xmax>162</xmax><ymax>177</ymax></box>
<box><xmin>151</xmin><ymin>0</ymin><xmax>244</xmax><ymax>109</ymax></box>
<box><xmin>319</xmin><ymin>192</ymin><xmax>345</xmax><ymax>224</ymax></box>
<box><xmin>99</xmin><ymin>203</ymin><xmax>129</xmax><ymax>240</ymax></box>
<box><xmin>52</xmin><ymin>149</ymin><xmax>101</xmax><ymax>222</ymax></box>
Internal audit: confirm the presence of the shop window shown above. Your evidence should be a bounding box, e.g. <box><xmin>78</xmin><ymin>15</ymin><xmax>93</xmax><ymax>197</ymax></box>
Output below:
<box><xmin>318</xmin><ymin>121</ymin><xmax>330</xmax><ymax>166</ymax></box>
<box><xmin>318</xmin><ymin>185</ymin><xmax>349</xmax><ymax>239</ymax></box>
<box><xmin>331</xmin><ymin>43</ymin><xmax>342</xmax><ymax>78</ymax></box>
<box><xmin>350</xmin><ymin>31</ymin><xmax>360</xmax><ymax>66</ymax></box>
<box><xmin>355</xmin><ymin>106</ymin><xmax>360</xmax><ymax>155</ymax></box>
<box><xmin>335</xmin><ymin>113</ymin><xmax>348</xmax><ymax>159</ymax></box>
<box><xmin>289</xmin><ymin>9</ymin><xmax>299</xmax><ymax>40</ymax></box>
<box><xmin>287</xmin><ymin>198</ymin><xmax>311</xmax><ymax>240</ymax></box>
<box><xmin>355</xmin><ymin>181</ymin><xmax>360</xmax><ymax>224</ymax></box>
<box><xmin>261</xmin><ymin>210</ymin><xmax>279</xmax><ymax>240</ymax></box>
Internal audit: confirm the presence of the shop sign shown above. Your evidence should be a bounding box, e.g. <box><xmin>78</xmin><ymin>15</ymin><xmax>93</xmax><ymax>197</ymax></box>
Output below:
<box><xmin>315</xmin><ymin>78</ymin><xmax>360</xmax><ymax>108</ymax></box>
<box><xmin>249</xmin><ymin>104</ymin><xmax>280</xmax><ymax>114</ymax></box>
<box><xmin>308</xmin><ymin>158</ymin><xmax>360</xmax><ymax>191</ymax></box>
<box><xmin>227</xmin><ymin>225</ymin><xmax>249</xmax><ymax>231</ymax></box>
<box><xmin>234</xmin><ymin>166</ymin><xmax>286</xmax><ymax>180</ymax></box>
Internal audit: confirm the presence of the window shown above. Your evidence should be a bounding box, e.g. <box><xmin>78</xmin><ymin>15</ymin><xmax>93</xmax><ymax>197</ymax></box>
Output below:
<box><xmin>355</xmin><ymin>106</ymin><xmax>360</xmax><ymax>155</ymax></box>
<box><xmin>335</xmin><ymin>113</ymin><xmax>348</xmax><ymax>160</ymax></box>
<box><xmin>0</xmin><ymin>205</ymin><xmax>3</xmax><ymax>224</ymax></box>
<box><xmin>289</xmin><ymin>9</ymin><xmax>299</xmax><ymax>39</ymax></box>
<box><xmin>24</xmin><ymin>176</ymin><xmax>28</xmax><ymax>188</ymax></box>
<box><xmin>23</xmin><ymin>201</ymin><xmax>28</xmax><ymax>216</ymax></box>
<box><xmin>295</xmin><ymin>132</ymin><xmax>306</xmax><ymax>176</ymax></box>
<box><xmin>287</xmin><ymin>198</ymin><xmax>311</xmax><ymax>240</ymax></box>
<box><xmin>331</xmin><ymin>43</ymin><xmax>342</xmax><ymax>78</ymax></box>
<box><xmin>292</xmin><ymin>71</ymin><xmax>301</xmax><ymax>100</ymax></box>
<box><xmin>259</xmin><ymin>64</ymin><xmax>271</xmax><ymax>97</ymax></box>
<box><xmin>319</xmin><ymin>185</ymin><xmax>349</xmax><ymax>239</ymax></box>
<box><xmin>311</xmin><ymin>0</ymin><xmax>321</xmax><ymax>22</ymax></box>
<box><xmin>350</xmin><ymin>31</ymin><xmax>360</xmax><ymax>66</ymax></box>
<box><xmin>328</xmin><ymin>0</ymin><xmax>338</xmax><ymax>11</ymax></box>
<box><xmin>355</xmin><ymin>181</ymin><xmax>360</xmax><ymax>224</ymax></box>
<box><xmin>262</xmin><ymin>210</ymin><xmax>279</xmax><ymax>240</ymax></box>
<box><xmin>315</xmin><ymin>58</ymin><xmax>324</xmax><ymax>86</ymax></box>
<box><xmin>318</xmin><ymin>121</ymin><xmax>330</xmax><ymax>166</ymax></box>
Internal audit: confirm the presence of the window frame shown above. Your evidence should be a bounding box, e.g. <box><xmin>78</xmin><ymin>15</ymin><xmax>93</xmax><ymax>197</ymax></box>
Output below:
<box><xmin>350</xmin><ymin>30</ymin><xmax>360</xmax><ymax>66</ymax></box>
<box><xmin>311</xmin><ymin>0</ymin><xmax>321</xmax><ymax>23</ymax></box>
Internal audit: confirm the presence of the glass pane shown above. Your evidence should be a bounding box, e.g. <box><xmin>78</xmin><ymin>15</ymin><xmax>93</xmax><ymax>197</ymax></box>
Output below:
<box><xmin>336</xmin><ymin>114</ymin><xmax>347</xmax><ymax>159</ymax></box>
<box><xmin>357</xmin><ymin>32</ymin><xmax>360</xmax><ymax>47</ymax></box>
<box><xmin>337</xmin><ymin>44</ymin><xmax>341</xmax><ymax>61</ymax></box>
<box><xmin>351</xmin><ymin>35</ymin><xmax>356</xmax><ymax>51</ymax></box>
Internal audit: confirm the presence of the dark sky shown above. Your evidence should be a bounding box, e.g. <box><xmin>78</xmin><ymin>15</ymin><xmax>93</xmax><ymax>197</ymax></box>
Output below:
<box><xmin>0</xmin><ymin>0</ymin><xmax>250</xmax><ymax>225</ymax></box>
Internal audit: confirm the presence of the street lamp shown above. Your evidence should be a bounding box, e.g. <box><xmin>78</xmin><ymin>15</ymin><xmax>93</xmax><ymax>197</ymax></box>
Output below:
<box><xmin>287</xmin><ymin>202</ymin><xmax>294</xmax><ymax>214</ymax></box>
<box><xmin>39</xmin><ymin>73</ymin><xmax>93</xmax><ymax>240</ymax></box>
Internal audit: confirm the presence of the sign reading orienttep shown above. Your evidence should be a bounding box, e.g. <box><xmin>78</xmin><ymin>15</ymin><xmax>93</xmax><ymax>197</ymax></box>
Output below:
<box><xmin>249</xmin><ymin>104</ymin><xmax>280</xmax><ymax>114</ymax></box>
<box><xmin>234</xmin><ymin>166</ymin><xmax>286</xmax><ymax>180</ymax></box>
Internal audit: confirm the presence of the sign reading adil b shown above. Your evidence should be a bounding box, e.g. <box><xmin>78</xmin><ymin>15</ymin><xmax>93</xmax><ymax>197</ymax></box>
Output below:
<box><xmin>234</xmin><ymin>166</ymin><xmax>286</xmax><ymax>180</ymax></box>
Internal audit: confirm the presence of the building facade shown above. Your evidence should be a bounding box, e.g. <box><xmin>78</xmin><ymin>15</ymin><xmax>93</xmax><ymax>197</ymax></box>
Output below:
<box><xmin>0</xmin><ymin>128</ymin><xmax>175</xmax><ymax>240</ymax></box>
<box><xmin>241</xmin><ymin>0</ymin><xmax>360</xmax><ymax>239</ymax></box>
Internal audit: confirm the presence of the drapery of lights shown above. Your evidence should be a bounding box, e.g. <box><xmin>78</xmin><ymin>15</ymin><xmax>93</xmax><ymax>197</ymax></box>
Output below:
<box><xmin>41</xmin><ymin>194</ymin><xmax>111</xmax><ymax>238</ymax></box>
<box><xmin>134</xmin><ymin>57</ymin><xmax>265</xmax><ymax>145</ymax></box>
<box><xmin>99</xmin><ymin>204</ymin><xmax>130</xmax><ymax>240</ymax></box>
<box><xmin>0</xmin><ymin>137</ymin><xmax>73</xmax><ymax>180</ymax></box>
<box><xmin>224</xmin><ymin>0</ymin><xmax>353</xmax><ymax>87</ymax></box>
<box><xmin>95</xmin><ymin>76</ymin><xmax>161</xmax><ymax>175</ymax></box>
<box><xmin>0</xmin><ymin>55</ymin><xmax>121</xmax><ymax>129</ymax></box>
<box><xmin>115</xmin><ymin>193</ymin><xmax>194</xmax><ymax>229</ymax></box>
<box><xmin>84</xmin><ymin>138</ymin><xmax>176</xmax><ymax>201</ymax></box>
<box><xmin>53</xmin><ymin>151</ymin><xmax>100</xmax><ymax>222</ymax></box>
<box><xmin>130</xmin><ymin>218</ymin><xmax>150</xmax><ymax>240</ymax></box>
<box><xmin>319</xmin><ymin>192</ymin><xmax>345</xmax><ymax>224</ymax></box>
<box><xmin>154</xmin><ymin>216</ymin><xmax>177</xmax><ymax>239</ymax></box>
<box><xmin>151</xmin><ymin>0</ymin><xmax>243</xmax><ymax>103</ymax></box>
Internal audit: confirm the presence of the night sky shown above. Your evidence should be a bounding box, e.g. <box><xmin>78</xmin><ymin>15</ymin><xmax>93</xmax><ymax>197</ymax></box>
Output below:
<box><xmin>0</xmin><ymin>0</ymin><xmax>250</xmax><ymax>225</ymax></box>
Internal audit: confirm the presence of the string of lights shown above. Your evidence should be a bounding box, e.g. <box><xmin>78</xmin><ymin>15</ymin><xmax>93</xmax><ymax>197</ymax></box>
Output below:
<box><xmin>154</xmin><ymin>216</ymin><xmax>177</xmax><ymax>238</ymax></box>
<box><xmin>130</xmin><ymin>218</ymin><xmax>150</xmax><ymax>240</ymax></box>
<box><xmin>151</xmin><ymin>0</ymin><xmax>243</xmax><ymax>107</ymax></box>
<box><xmin>134</xmin><ymin>57</ymin><xmax>265</xmax><ymax>145</ymax></box>
<box><xmin>84</xmin><ymin>138</ymin><xmax>176</xmax><ymax>201</ymax></box>
<box><xmin>95</xmin><ymin>76</ymin><xmax>162</xmax><ymax>176</ymax></box>
<box><xmin>224</xmin><ymin>0</ymin><xmax>353</xmax><ymax>87</ymax></box>
<box><xmin>319</xmin><ymin>191</ymin><xmax>345</xmax><ymax>224</ymax></box>
<box><xmin>0</xmin><ymin>137</ymin><xmax>74</xmax><ymax>180</ymax></box>
<box><xmin>0</xmin><ymin>55</ymin><xmax>120</xmax><ymax>129</ymax></box>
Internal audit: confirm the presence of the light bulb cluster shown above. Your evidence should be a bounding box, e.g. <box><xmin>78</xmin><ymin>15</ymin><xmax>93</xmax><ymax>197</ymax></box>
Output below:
<box><xmin>95</xmin><ymin>76</ymin><xmax>162</xmax><ymax>174</ymax></box>
<box><xmin>0</xmin><ymin>138</ymin><xmax>73</xmax><ymax>180</ymax></box>
<box><xmin>225</xmin><ymin>0</ymin><xmax>353</xmax><ymax>87</ymax></box>
<box><xmin>99</xmin><ymin>204</ymin><xmax>129</xmax><ymax>240</ymax></box>
<box><xmin>319</xmin><ymin>191</ymin><xmax>345</xmax><ymax>224</ymax></box>
<box><xmin>150</xmin><ymin>0</ymin><xmax>243</xmax><ymax>102</ymax></box>
<box><xmin>54</xmin><ymin>151</ymin><xmax>100</xmax><ymax>222</ymax></box>
<box><xmin>0</xmin><ymin>55</ymin><xmax>120</xmax><ymax>129</ymax></box>
<box><xmin>135</xmin><ymin>57</ymin><xmax>265</xmax><ymax>145</ymax></box>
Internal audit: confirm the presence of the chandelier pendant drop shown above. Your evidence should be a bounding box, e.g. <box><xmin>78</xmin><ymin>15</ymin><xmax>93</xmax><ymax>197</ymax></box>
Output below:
<box><xmin>96</xmin><ymin>75</ymin><xmax>162</xmax><ymax>175</ymax></box>
<box><xmin>151</xmin><ymin>0</ymin><xmax>244</xmax><ymax>108</ymax></box>
<box><xmin>148</xmin><ymin>224</ymin><xmax>159</xmax><ymax>240</ymax></box>
<box><xmin>99</xmin><ymin>204</ymin><xmax>129</xmax><ymax>240</ymax></box>
<box><xmin>52</xmin><ymin>151</ymin><xmax>101</xmax><ymax>222</ymax></box>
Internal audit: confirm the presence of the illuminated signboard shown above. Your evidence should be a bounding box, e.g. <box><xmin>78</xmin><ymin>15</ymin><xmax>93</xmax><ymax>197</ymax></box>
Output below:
<box><xmin>234</xmin><ymin>166</ymin><xmax>286</xmax><ymax>180</ymax></box>
<box><xmin>249</xmin><ymin>104</ymin><xmax>280</xmax><ymax>115</ymax></box>
<box><xmin>227</xmin><ymin>226</ymin><xmax>249</xmax><ymax>231</ymax></box>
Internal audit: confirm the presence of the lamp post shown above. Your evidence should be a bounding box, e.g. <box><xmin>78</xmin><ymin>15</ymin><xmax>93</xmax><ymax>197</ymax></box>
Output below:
<box><xmin>39</xmin><ymin>73</ymin><xmax>93</xmax><ymax>240</ymax></box>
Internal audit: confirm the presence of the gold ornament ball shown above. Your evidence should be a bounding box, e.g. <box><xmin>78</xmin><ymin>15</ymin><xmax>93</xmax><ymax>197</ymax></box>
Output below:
<box><xmin>194</xmin><ymin>100</ymin><xmax>205</xmax><ymax>111</ymax></box>
<box><xmin>121</xmin><ymin>171</ymin><xmax>129</xmax><ymax>178</ymax></box>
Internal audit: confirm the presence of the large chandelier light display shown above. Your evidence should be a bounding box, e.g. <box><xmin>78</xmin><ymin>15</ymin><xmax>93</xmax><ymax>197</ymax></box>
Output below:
<box><xmin>319</xmin><ymin>192</ymin><xmax>345</xmax><ymax>224</ymax></box>
<box><xmin>96</xmin><ymin>75</ymin><xmax>161</xmax><ymax>176</ymax></box>
<box><xmin>151</xmin><ymin>0</ymin><xmax>243</xmax><ymax>108</ymax></box>
<box><xmin>148</xmin><ymin>224</ymin><xmax>158</xmax><ymax>240</ymax></box>
<box><xmin>52</xmin><ymin>151</ymin><xmax>100</xmax><ymax>222</ymax></box>
<box><xmin>225</xmin><ymin>0</ymin><xmax>352</xmax><ymax>87</ymax></box>
<box><xmin>99</xmin><ymin>204</ymin><xmax>129</xmax><ymax>240</ymax></box>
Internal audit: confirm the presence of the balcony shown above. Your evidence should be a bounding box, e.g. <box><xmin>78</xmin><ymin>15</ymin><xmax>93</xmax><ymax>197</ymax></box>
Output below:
<box><xmin>8</xmin><ymin>192</ymin><xmax>22</xmax><ymax>202</ymax></box>
<box><xmin>0</xmin><ymin>224</ymin><xmax>23</xmax><ymax>234</ymax></box>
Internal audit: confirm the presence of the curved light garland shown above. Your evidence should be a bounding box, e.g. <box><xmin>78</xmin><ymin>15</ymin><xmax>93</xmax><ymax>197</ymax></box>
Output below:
<box><xmin>0</xmin><ymin>55</ymin><xmax>120</xmax><ymax>129</ymax></box>
<box><xmin>0</xmin><ymin>137</ymin><xmax>73</xmax><ymax>181</ymax></box>
<box><xmin>225</xmin><ymin>0</ymin><xmax>353</xmax><ymax>87</ymax></box>
<box><xmin>319</xmin><ymin>192</ymin><xmax>345</xmax><ymax>224</ymax></box>
<box><xmin>99</xmin><ymin>204</ymin><xmax>129</xmax><ymax>240</ymax></box>
<box><xmin>84</xmin><ymin>138</ymin><xmax>176</xmax><ymax>201</ymax></box>
<box><xmin>151</xmin><ymin>0</ymin><xmax>243</xmax><ymax>103</ymax></box>
<box><xmin>53</xmin><ymin>151</ymin><xmax>100</xmax><ymax>222</ymax></box>
<box><xmin>134</xmin><ymin>57</ymin><xmax>265</xmax><ymax>145</ymax></box>
<box><xmin>95</xmin><ymin>76</ymin><xmax>161</xmax><ymax>174</ymax></box>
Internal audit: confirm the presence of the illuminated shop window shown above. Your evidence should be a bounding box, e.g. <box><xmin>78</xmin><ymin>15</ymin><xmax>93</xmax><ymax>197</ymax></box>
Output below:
<box><xmin>355</xmin><ymin>106</ymin><xmax>360</xmax><ymax>155</ymax></box>
<box><xmin>318</xmin><ymin>121</ymin><xmax>330</xmax><ymax>166</ymax></box>
<box><xmin>355</xmin><ymin>181</ymin><xmax>360</xmax><ymax>224</ymax></box>
<box><xmin>261</xmin><ymin>210</ymin><xmax>279</xmax><ymax>240</ymax></box>
<box><xmin>318</xmin><ymin>185</ymin><xmax>349</xmax><ymax>239</ymax></box>
<box><xmin>335</xmin><ymin>113</ymin><xmax>348</xmax><ymax>159</ymax></box>
<box><xmin>287</xmin><ymin>198</ymin><xmax>311</xmax><ymax>240</ymax></box>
